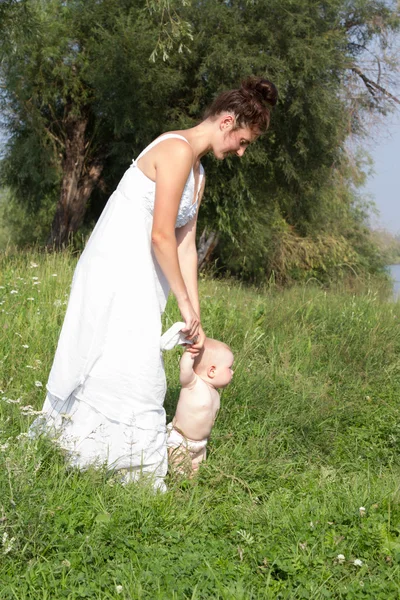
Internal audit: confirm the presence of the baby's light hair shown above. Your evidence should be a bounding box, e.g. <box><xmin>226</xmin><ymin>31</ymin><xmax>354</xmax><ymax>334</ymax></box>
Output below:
<box><xmin>193</xmin><ymin>338</ymin><xmax>232</xmax><ymax>375</ymax></box>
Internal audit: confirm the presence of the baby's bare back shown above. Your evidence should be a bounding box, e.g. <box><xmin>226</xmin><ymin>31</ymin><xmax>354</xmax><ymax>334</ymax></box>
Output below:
<box><xmin>173</xmin><ymin>376</ymin><xmax>220</xmax><ymax>441</ymax></box>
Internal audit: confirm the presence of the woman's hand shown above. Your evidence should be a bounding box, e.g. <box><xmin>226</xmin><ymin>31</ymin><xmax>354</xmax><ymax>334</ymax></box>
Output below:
<box><xmin>179</xmin><ymin>300</ymin><xmax>200</xmax><ymax>342</ymax></box>
<box><xmin>186</xmin><ymin>324</ymin><xmax>205</xmax><ymax>357</ymax></box>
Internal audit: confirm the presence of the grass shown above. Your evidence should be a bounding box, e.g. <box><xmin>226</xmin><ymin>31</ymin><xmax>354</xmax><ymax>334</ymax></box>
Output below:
<box><xmin>1</xmin><ymin>247</ymin><xmax>400</xmax><ymax>598</ymax></box>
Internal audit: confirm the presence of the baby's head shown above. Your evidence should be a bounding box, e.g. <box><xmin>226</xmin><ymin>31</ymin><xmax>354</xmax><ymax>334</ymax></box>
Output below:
<box><xmin>193</xmin><ymin>338</ymin><xmax>234</xmax><ymax>389</ymax></box>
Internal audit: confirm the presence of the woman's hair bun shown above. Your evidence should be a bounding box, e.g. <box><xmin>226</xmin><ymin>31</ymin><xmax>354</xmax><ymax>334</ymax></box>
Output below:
<box><xmin>241</xmin><ymin>76</ymin><xmax>278</xmax><ymax>108</ymax></box>
<box><xmin>204</xmin><ymin>75</ymin><xmax>278</xmax><ymax>132</ymax></box>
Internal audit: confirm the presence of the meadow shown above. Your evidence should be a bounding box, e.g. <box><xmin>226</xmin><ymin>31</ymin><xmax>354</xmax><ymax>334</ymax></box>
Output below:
<box><xmin>1</xmin><ymin>248</ymin><xmax>400</xmax><ymax>599</ymax></box>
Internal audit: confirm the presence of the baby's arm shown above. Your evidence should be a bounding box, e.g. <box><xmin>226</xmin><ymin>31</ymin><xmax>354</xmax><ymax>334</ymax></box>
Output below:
<box><xmin>179</xmin><ymin>350</ymin><xmax>197</xmax><ymax>388</ymax></box>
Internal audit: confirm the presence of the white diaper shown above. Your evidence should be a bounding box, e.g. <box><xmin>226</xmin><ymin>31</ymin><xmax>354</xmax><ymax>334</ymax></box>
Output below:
<box><xmin>166</xmin><ymin>423</ymin><xmax>208</xmax><ymax>454</ymax></box>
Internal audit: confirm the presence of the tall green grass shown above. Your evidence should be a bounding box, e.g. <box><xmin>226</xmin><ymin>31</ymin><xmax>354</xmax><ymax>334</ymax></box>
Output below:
<box><xmin>1</xmin><ymin>248</ymin><xmax>400</xmax><ymax>598</ymax></box>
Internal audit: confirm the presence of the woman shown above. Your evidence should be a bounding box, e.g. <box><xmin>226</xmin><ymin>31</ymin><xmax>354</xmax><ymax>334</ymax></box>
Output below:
<box><xmin>35</xmin><ymin>76</ymin><xmax>278</xmax><ymax>489</ymax></box>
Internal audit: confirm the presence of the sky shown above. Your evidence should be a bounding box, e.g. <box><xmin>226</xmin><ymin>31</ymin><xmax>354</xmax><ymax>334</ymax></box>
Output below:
<box><xmin>363</xmin><ymin>111</ymin><xmax>400</xmax><ymax>236</ymax></box>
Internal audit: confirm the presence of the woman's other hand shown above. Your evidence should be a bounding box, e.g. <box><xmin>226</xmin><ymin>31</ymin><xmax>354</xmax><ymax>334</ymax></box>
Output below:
<box><xmin>185</xmin><ymin>324</ymin><xmax>205</xmax><ymax>357</ymax></box>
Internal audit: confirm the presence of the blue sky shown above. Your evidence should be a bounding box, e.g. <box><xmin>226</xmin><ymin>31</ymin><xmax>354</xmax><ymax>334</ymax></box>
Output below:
<box><xmin>363</xmin><ymin>112</ymin><xmax>400</xmax><ymax>236</ymax></box>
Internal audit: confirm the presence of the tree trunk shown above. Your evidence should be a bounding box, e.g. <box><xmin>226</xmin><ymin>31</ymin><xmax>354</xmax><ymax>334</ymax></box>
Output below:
<box><xmin>197</xmin><ymin>228</ymin><xmax>219</xmax><ymax>271</ymax></box>
<box><xmin>47</xmin><ymin>114</ymin><xmax>103</xmax><ymax>248</ymax></box>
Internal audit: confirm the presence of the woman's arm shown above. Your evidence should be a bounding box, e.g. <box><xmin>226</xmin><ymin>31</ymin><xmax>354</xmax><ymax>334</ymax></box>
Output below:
<box><xmin>151</xmin><ymin>139</ymin><xmax>200</xmax><ymax>340</ymax></box>
<box><xmin>175</xmin><ymin>175</ymin><xmax>205</xmax><ymax>318</ymax></box>
<box><xmin>176</xmin><ymin>175</ymin><xmax>206</xmax><ymax>353</ymax></box>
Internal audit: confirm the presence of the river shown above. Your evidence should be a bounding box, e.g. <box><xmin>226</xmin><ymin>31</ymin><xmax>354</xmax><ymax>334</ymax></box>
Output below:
<box><xmin>387</xmin><ymin>264</ymin><xmax>400</xmax><ymax>300</ymax></box>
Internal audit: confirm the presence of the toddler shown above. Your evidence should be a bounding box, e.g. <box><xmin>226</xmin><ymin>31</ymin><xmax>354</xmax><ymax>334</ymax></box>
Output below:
<box><xmin>166</xmin><ymin>336</ymin><xmax>234</xmax><ymax>476</ymax></box>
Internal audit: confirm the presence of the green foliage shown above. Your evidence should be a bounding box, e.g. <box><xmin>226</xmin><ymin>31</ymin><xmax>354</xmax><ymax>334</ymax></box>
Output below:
<box><xmin>1</xmin><ymin>249</ymin><xmax>400</xmax><ymax>597</ymax></box>
<box><xmin>146</xmin><ymin>0</ymin><xmax>194</xmax><ymax>62</ymax></box>
<box><xmin>0</xmin><ymin>190</ymin><xmax>57</xmax><ymax>248</ymax></box>
<box><xmin>183</xmin><ymin>0</ymin><xmax>398</xmax><ymax>282</ymax></box>
<box><xmin>0</xmin><ymin>189</ymin><xmax>12</xmax><ymax>249</ymax></box>
<box><xmin>0</xmin><ymin>0</ymin><xmax>399</xmax><ymax>279</ymax></box>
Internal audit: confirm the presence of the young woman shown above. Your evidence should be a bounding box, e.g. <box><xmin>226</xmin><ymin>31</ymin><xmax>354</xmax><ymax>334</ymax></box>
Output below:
<box><xmin>34</xmin><ymin>76</ymin><xmax>278</xmax><ymax>489</ymax></box>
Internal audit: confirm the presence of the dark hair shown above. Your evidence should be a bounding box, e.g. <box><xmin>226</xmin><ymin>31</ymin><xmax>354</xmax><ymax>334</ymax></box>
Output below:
<box><xmin>204</xmin><ymin>76</ymin><xmax>278</xmax><ymax>133</ymax></box>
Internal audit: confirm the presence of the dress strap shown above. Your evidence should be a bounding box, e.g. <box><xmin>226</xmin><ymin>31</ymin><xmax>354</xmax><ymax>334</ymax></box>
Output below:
<box><xmin>135</xmin><ymin>134</ymin><xmax>191</xmax><ymax>162</ymax></box>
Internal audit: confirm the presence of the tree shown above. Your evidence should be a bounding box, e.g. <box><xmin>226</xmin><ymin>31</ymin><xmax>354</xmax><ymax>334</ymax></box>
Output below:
<box><xmin>0</xmin><ymin>0</ymin><xmax>399</xmax><ymax>281</ymax></box>
<box><xmin>0</xmin><ymin>0</ymin><xmax>186</xmax><ymax>247</ymax></box>
<box><xmin>175</xmin><ymin>0</ymin><xmax>400</xmax><ymax>280</ymax></box>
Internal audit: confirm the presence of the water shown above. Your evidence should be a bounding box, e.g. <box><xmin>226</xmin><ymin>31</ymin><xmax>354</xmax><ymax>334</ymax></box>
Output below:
<box><xmin>387</xmin><ymin>264</ymin><xmax>400</xmax><ymax>300</ymax></box>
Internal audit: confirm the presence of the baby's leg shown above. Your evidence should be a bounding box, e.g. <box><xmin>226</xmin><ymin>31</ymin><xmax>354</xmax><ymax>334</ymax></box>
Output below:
<box><xmin>191</xmin><ymin>446</ymin><xmax>207</xmax><ymax>473</ymax></box>
<box><xmin>168</xmin><ymin>445</ymin><xmax>193</xmax><ymax>476</ymax></box>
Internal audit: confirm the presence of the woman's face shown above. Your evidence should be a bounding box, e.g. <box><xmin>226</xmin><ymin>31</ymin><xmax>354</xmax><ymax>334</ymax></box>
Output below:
<box><xmin>213</xmin><ymin>116</ymin><xmax>259</xmax><ymax>160</ymax></box>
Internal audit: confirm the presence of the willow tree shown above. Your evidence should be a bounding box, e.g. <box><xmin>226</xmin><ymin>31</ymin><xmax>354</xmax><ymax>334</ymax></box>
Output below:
<box><xmin>172</xmin><ymin>0</ymin><xmax>400</xmax><ymax>280</ymax></box>
<box><xmin>0</xmin><ymin>0</ymin><xmax>187</xmax><ymax>247</ymax></box>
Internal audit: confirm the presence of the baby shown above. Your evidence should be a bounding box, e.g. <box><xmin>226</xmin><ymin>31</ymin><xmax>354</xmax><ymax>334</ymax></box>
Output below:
<box><xmin>166</xmin><ymin>337</ymin><xmax>234</xmax><ymax>476</ymax></box>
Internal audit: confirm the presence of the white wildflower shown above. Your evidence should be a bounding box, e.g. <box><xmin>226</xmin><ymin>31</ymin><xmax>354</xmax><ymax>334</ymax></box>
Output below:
<box><xmin>32</xmin><ymin>277</ymin><xmax>39</xmax><ymax>281</ymax></box>
<box><xmin>20</xmin><ymin>406</ymin><xmax>43</xmax><ymax>416</ymax></box>
<box><xmin>237</xmin><ymin>529</ymin><xmax>255</xmax><ymax>545</ymax></box>
<box><xmin>22</xmin><ymin>344</ymin><xmax>29</xmax><ymax>349</ymax></box>
<box><xmin>299</xmin><ymin>542</ymin><xmax>307</xmax><ymax>550</ymax></box>
<box><xmin>6</xmin><ymin>398</ymin><xmax>21</xmax><ymax>404</ymax></box>
<box><xmin>359</xmin><ymin>506</ymin><xmax>366</xmax><ymax>516</ymax></box>
<box><xmin>309</xmin><ymin>521</ymin><xmax>314</xmax><ymax>529</ymax></box>
<box><xmin>0</xmin><ymin>285</ymin><xmax>5</xmax><ymax>289</ymax></box>
<box><xmin>60</xmin><ymin>413</ymin><xmax>72</xmax><ymax>422</ymax></box>
<box><xmin>30</xmin><ymin>262</ymin><xmax>38</xmax><ymax>268</ymax></box>
<box><xmin>35</xmin><ymin>381</ymin><xmax>43</xmax><ymax>387</ymax></box>
<box><xmin>52</xmin><ymin>273</ymin><xmax>58</xmax><ymax>277</ymax></box>
<box><xmin>115</xmin><ymin>585</ymin><xmax>123</xmax><ymax>594</ymax></box>
<box><xmin>27</xmin><ymin>297</ymin><xmax>35</xmax><ymax>301</ymax></box>
<box><xmin>353</xmin><ymin>559</ymin><xmax>363</xmax><ymax>567</ymax></box>
<box><xmin>336</xmin><ymin>554</ymin><xmax>345</xmax><ymax>564</ymax></box>
<box><xmin>26</xmin><ymin>365</ymin><xmax>34</xmax><ymax>369</ymax></box>
<box><xmin>10</xmin><ymin>290</ymin><xmax>18</xmax><ymax>294</ymax></box>
<box><xmin>53</xmin><ymin>299</ymin><xmax>62</xmax><ymax>307</ymax></box>
<box><xmin>33</xmin><ymin>282</ymin><xmax>40</xmax><ymax>286</ymax></box>
<box><xmin>62</xmin><ymin>559</ymin><xmax>71</xmax><ymax>567</ymax></box>
<box><xmin>0</xmin><ymin>443</ymin><xmax>9</xmax><ymax>451</ymax></box>
<box><xmin>16</xmin><ymin>432</ymin><xmax>28</xmax><ymax>440</ymax></box>
<box><xmin>2</xmin><ymin>532</ymin><xmax>15</xmax><ymax>554</ymax></box>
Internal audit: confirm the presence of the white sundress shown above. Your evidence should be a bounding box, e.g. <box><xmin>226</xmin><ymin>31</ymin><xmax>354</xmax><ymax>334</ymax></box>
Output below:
<box><xmin>32</xmin><ymin>134</ymin><xmax>204</xmax><ymax>489</ymax></box>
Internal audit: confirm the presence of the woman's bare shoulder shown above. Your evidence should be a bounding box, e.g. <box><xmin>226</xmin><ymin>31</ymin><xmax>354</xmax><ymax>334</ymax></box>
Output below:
<box><xmin>153</xmin><ymin>135</ymin><xmax>194</xmax><ymax>161</ymax></box>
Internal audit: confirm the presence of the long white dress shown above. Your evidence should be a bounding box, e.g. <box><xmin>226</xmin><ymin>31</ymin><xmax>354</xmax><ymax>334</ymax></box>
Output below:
<box><xmin>33</xmin><ymin>134</ymin><xmax>204</xmax><ymax>489</ymax></box>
